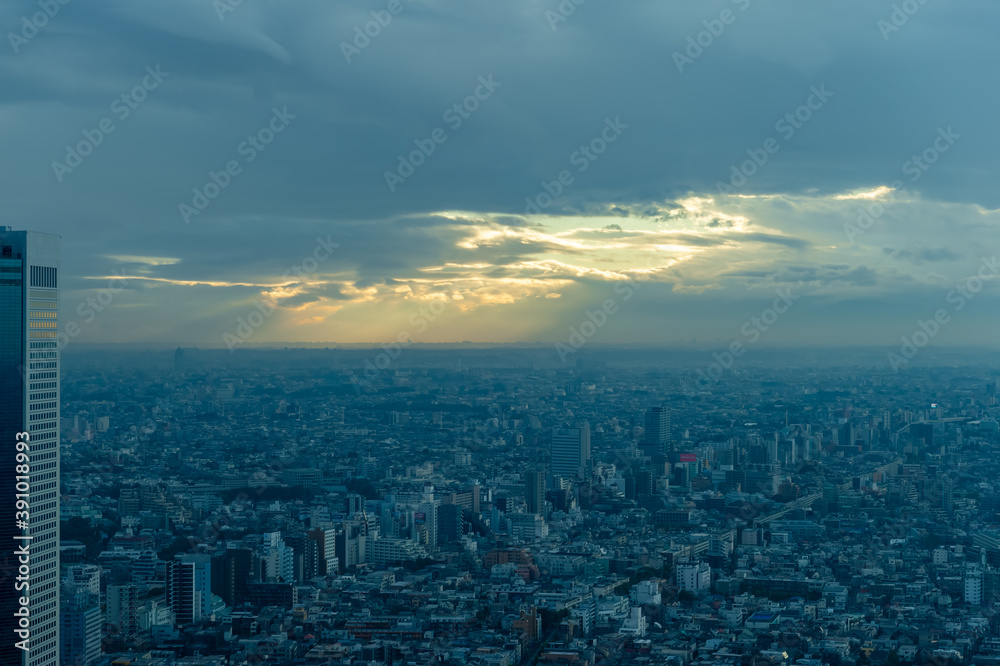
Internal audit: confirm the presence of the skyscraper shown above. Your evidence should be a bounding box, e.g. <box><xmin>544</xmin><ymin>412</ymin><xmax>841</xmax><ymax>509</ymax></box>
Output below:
<box><xmin>0</xmin><ymin>229</ymin><xmax>61</xmax><ymax>666</ymax></box>
<box><xmin>551</xmin><ymin>424</ymin><xmax>591</xmax><ymax>480</ymax></box>
<box><xmin>641</xmin><ymin>405</ymin><xmax>670</xmax><ymax>456</ymax></box>
<box><xmin>524</xmin><ymin>470</ymin><xmax>545</xmax><ymax>515</ymax></box>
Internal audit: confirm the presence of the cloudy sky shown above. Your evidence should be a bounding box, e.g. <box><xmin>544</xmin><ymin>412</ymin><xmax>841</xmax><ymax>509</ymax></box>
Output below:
<box><xmin>2</xmin><ymin>0</ymin><xmax>998</xmax><ymax>349</ymax></box>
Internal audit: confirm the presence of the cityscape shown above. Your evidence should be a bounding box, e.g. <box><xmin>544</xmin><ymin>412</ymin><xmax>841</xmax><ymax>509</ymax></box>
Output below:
<box><xmin>3</xmin><ymin>1</ymin><xmax>999</xmax><ymax>665</ymax></box>
<box><xmin>10</xmin><ymin>320</ymin><xmax>1000</xmax><ymax>664</ymax></box>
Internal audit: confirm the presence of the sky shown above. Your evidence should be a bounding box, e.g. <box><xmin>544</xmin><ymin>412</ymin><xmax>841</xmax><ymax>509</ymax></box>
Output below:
<box><xmin>2</xmin><ymin>0</ymin><xmax>998</xmax><ymax>350</ymax></box>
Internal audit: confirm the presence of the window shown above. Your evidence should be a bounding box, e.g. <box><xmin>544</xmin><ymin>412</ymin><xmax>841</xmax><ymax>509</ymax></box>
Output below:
<box><xmin>29</xmin><ymin>266</ymin><xmax>57</xmax><ymax>288</ymax></box>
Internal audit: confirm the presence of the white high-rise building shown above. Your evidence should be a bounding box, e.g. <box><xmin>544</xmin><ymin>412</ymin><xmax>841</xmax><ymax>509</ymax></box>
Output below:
<box><xmin>0</xmin><ymin>230</ymin><xmax>61</xmax><ymax>666</ymax></box>
<box><xmin>965</xmin><ymin>565</ymin><xmax>984</xmax><ymax>606</ymax></box>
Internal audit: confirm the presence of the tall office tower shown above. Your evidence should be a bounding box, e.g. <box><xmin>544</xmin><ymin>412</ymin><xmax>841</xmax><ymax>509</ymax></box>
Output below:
<box><xmin>0</xmin><ymin>230</ymin><xmax>60</xmax><ymax>666</ymax></box>
<box><xmin>173</xmin><ymin>346</ymin><xmax>185</xmax><ymax>375</ymax></box>
<box><xmin>640</xmin><ymin>406</ymin><xmax>671</xmax><ymax>456</ymax></box>
<box><xmin>551</xmin><ymin>424</ymin><xmax>591</xmax><ymax>480</ymax></box>
<box><xmin>524</xmin><ymin>470</ymin><xmax>545</xmax><ymax>515</ymax></box>
<box><xmin>166</xmin><ymin>555</ymin><xmax>212</xmax><ymax>624</ymax></box>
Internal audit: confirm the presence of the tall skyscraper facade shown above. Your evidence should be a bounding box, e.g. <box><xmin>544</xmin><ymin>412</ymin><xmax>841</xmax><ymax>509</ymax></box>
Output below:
<box><xmin>551</xmin><ymin>424</ymin><xmax>591</xmax><ymax>480</ymax></box>
<box><xmin>0</xmin><ymin>230</ymin><xmax>60</xmax><ymax>666</ymax></box>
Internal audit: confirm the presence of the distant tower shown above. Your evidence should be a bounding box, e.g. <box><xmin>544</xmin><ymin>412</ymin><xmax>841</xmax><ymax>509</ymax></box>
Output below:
<box><xmin>551</xmin><ymin>424</ymin><xmax>591</xmax><ymax>481</ymax></box>
<box><xmin>524</xmin><ymin>470</ymin><xmax>545</xmax><ymax>515</ymax></box>
<box><xmin>839</xmin><ymin>422</ymin><xmax>855</xmax><ymax>447</ymax></box>
<box><xmin>174</xmin><ymin>346</ymin><xmax>185</xmax><ymax>374</ymax></box>
<box><xmin>641</xmin><ymin>406</ymin><xmax>671</xmax><ymax>456</ymax></box>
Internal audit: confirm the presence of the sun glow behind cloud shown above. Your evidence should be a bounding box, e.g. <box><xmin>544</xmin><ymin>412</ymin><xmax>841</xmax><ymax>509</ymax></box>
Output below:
<box><xmin>65</xmin><ymin>186</ymin><xmax>1000</xmax><ymax>345</ymax></box>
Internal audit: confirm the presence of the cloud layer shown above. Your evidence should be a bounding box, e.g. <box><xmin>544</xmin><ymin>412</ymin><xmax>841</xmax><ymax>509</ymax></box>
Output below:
<box><xmin>1</xmin><ymin>0</ymin><xmax>997</xmax><ymax>348</ymax></box>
